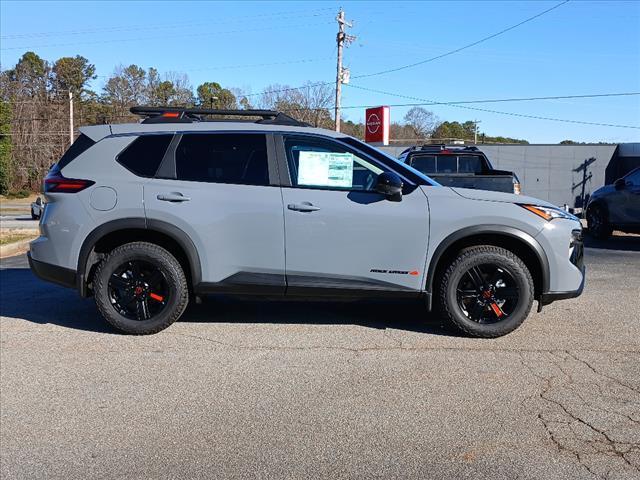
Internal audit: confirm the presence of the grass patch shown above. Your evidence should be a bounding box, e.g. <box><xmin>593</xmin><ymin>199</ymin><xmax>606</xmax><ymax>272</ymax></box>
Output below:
<box><xmin>4</xmin><ymin>190</ymin><xmax>32</xmax><ymax>199</ymax></box>
<box><xmin>0</xmin><ymin>232</ymin><xmax>35</xmax><ymax>246</ymax></box>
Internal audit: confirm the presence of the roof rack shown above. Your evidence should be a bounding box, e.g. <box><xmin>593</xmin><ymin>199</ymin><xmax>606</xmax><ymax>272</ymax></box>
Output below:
<box><xmin>129</xmin><ymin>106</ymin><xmax>311</xmax><ymax>127</ymax></box>
<box><xmin>406</xmin><ymin>144</ymin><xmax>479</xmax><ymax>153</ymax></box>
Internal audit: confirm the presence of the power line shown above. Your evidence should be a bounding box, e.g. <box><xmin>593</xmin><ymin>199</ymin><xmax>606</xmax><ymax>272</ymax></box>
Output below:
<box><xmin>7</xmin><ymin>88</ymin><xmax>639</xmax><ymax>131</ymax></box>
<box><xmin>345</xmin><ymin>85</ymin><xmax>640</xmax><ymax>106</ymax></box>
<box><xmin>245</xmin><ymin>1</ymin><xmax>570</xmax><ymax>100</ymax></box>
<box><xmin>343</xmin><ymin>84</ymin><xmax>640</xmax><ymax>129</ymax></box>
<box><xmin>1</xmin><ymin>19</ymin><xmax>333</xmax><ymax>51</ymax></box>
<box><xmin>0</xmin><ymin>7</ymin><xmax>335</xmax><ymax>40</ymax></box>
<box><xmin>352</xmin><ymin>0</ymin><xmax>570</xmax><ymax>79</ymax></box>
<box><xmin>92</xmin><ymin>57</ymin><xmax>334</xmax><ymax>79</ymax></box>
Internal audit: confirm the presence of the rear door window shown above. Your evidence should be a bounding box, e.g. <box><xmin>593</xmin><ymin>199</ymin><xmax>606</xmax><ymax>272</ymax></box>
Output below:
<box><xmin>175</xmin><ymin>133</ymin><xmax>269</xmax><ymax>186</ymax></box>
<box><xmin>118</xmin><ymin>134</ymin><xmax>173</xmax><ymax>177</ymax></box>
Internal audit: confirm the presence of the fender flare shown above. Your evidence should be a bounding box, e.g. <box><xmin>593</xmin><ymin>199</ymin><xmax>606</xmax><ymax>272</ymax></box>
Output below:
<box><xmin>76</xmin><ymin>218</ymin><xmax>201</xmax><ymax>296</ymax></box>
<box><xmin>425</xmin><ymin>225</ymin><xmax>550</xmax><ymax>303</ymax></box>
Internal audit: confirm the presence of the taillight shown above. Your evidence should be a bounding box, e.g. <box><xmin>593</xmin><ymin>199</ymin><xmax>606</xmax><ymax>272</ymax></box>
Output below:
<box><xmin>44</xmin><ymin>171</ymin><xmax>94</xmax><ymax>193</ymax></box>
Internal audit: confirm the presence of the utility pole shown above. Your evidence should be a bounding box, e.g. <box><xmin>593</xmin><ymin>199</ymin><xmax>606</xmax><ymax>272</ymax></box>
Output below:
<box><xmin>68</xmin><ymin>90</ymin><xmax>74</xmax><ymax>146</ymax></box>
<box><xmin>474</xmin><ymin>119</ymin><xmax>481</xmax><ymax>144</ymax></box>
<box><xmin>335</xmin><ymin>8</ymin><xmax>355</xmax><ymax>132</ymax></box>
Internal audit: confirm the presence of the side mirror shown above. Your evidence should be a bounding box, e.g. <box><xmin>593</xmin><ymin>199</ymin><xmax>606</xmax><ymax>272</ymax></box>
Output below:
<box><xmin>614</xmin><ymin>178</ymin><xmax>625</xmax><ymax>190</ymax></box>
<box><xmin>375</xmin><ymin>172</ymin><xmax>403</xmax><ymax>201</ymax></box>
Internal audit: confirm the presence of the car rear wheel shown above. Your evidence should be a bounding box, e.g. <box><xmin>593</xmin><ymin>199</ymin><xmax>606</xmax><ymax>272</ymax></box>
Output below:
<box><xmin>587</xmin><ymin>204</ymin><xmax>612</xmax><ymax>239</ymax></box>
<box><xmin>439</xmin><ymin>246</ymin><xmax>534</xmax><ymax>338</ymax></box>
<box><xmin>93</xmin><ymin>242</ymin><xmax>189</xmax><ymax>334</ymax></box>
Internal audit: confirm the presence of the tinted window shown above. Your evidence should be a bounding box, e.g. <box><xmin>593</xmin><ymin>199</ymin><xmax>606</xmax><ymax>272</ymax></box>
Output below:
<box><xmin>284</xmin><ymin>136</ymin><xmax>383</xmax><ymax>191</ymax></box>
<box><xmin>57</xmin><ymin>134</ymin><xmax>95</xmax><ymax>169</ymax></box>
<box><xmin>625</xmin><ymin>169</ymin><xmax>640</xmax><ymax>186</ymax></box>
<box><xmin>118</xmin><ymin>135</ymin><xmax>173</xmax><ymax>177</ymax></box>
<box><xmin>458</xmin><ymin>155</ymin><xmax>484</xmax><ymax>174</ymax></box>
<box><xmin>339</xmin><ymin>137</ymin><xmax>430</xmax><ymax>185</ymax></box>
<box><xmin>409</xmin><ymin>155</ymin><xmax>436</xmax><ymax>173</ymax></box>
<box><xmin>436</xmin><ymin>155</ymin><xmax>457</xmax><ymax>173</ymax></box>
<box><xmin>175</xmin><ymin>134</ymin><xmax>268</xmax><ymax>185</ymax></box>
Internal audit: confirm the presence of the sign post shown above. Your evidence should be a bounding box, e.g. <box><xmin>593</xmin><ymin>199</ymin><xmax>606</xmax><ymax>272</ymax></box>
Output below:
<box><xmin>365</xmin><ymin>106</ymin><xmax>390</xmax><ymax>145</ymax></box>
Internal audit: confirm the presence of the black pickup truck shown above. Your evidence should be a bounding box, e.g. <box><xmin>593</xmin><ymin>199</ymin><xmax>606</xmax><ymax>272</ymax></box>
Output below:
<box><xmin>399</xmin><ymin>144</ymin><xmax>521</xmax><ymax>194</ymax></box>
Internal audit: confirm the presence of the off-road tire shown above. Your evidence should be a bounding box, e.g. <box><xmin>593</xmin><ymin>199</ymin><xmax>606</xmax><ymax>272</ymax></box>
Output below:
<box><xmin>93</xmin><ymin>242</ymin><xmax>189</xmax><ymax>334</ymax></box>
<box><xmin>438</xmin><ymin>245</ymin><xmax>534</xmax><ymax>338</ymax></box>
<box><xmin>587</xmin><ymin>204</ymin><xmax>612</xmax><ymax>239</ymax></box>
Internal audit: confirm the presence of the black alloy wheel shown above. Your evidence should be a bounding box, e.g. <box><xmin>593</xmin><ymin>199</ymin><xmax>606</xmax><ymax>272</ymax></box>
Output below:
<box><xmin>456</xmin><ymin>263</ymin><xmax>519</xmax><ymax>324</ymax></box>
<box><xmin>587</xmin><ymin>204</ymin><xmax>612</xmax><ymax>239</ymax></box>
<box><xmin>108</xmin><ymin>260</ymin><xmax>170</xmax><ymax>321</ymax></box>
<box><xmin>439</xmin><ymin>245</ymin><xmax>534</xmax><ymax>338</ymax></box>
<box><xmin>93</xmin><ymin>242</ymin><xmax>189</xmax><ymax>334</ymax></box>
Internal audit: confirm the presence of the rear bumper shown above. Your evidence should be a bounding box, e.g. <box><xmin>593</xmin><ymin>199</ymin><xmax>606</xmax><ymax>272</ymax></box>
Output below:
<box><xmin>539</xmin><ymin>265</ymin><xmax>586</xmax><ymax>307</ymax></box>
<box><xmin>28</xmin><ymin>252</ymin><xmax>76</xmax><ymax>289</ymax></box>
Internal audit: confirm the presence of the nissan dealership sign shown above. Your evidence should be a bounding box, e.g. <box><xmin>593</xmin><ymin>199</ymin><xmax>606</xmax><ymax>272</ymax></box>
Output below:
<box><xmin>365</xmin><ymin>106</ymin><xmax>390</xmax><ymax>145</ymax></box>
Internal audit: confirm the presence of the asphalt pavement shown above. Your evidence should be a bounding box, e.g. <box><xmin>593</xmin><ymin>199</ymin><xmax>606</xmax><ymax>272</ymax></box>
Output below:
<box><xmin>0</xmin><ymin>214</ymin><xmax>39</xmax><ymax>231</ymax></box>
<box><xmin>1</xmin><ymin>237</ymin><xmax>639</xmax><ymax>479</ymax></box>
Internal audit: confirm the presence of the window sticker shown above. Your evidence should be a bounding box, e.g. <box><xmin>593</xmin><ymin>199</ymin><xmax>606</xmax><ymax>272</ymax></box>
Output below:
<box><xmin>298</xmin><ymin>151</ymin><xmax>354</xmax><ymax>188</ymax></box>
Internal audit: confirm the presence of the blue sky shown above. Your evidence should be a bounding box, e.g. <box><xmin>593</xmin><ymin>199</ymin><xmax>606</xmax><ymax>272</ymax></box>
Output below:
<box><xmin>1</xmin><ymin>0</ymin><xmax>639</xmax><ymax>143</ymax></box>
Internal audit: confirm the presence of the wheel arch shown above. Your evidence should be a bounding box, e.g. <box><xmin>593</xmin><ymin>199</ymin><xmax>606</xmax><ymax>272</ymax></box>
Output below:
<box><xmin>425</xmin><ymin>225</ymin><xmax>549</xmax><ymax>310</ymax></box>
<box><xmin>586</xmin><ymin>198</ymin><xmax>609</xmax><ymax>218</ymax></box>
<box><xmin>76</xmin><ymin>218</ymin><xmax>201</xmax><ymax>297</ymax></box>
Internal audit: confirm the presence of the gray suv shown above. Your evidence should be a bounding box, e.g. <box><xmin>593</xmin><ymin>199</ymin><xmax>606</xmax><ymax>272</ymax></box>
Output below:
<box><xmin>29</xmin><ymin>107</ymin><xmax>585</xmax><ymax>338</ymax></box>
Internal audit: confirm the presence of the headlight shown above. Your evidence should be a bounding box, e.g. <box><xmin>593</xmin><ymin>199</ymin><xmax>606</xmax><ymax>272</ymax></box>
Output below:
<box><xmin>520</xmin><ymin>204</ymin><xmax>579</xmax><ymax>222</ymax></box>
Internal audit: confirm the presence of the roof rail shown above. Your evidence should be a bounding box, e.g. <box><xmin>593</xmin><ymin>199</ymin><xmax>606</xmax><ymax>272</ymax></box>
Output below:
<box><xmin>417</xmin><ymin>144</ymin><xmax>479</xmax><ymax>152</ymax></box>
<box><xmin>129</xmin><ymin>106</ymin><xmax>311</xmax><ymax>127</ymax></box>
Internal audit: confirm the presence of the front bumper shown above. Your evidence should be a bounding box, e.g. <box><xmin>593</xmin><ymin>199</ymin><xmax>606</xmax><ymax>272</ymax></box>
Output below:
<box><xmin>28</xmin><ymin>252</ymin><xmax>76</xmax><ymax>289</ymax></box>
<box><xmin>539</xmin><ymin>264</ymin><xmax>586</xmax><ymax>307</ymax></box>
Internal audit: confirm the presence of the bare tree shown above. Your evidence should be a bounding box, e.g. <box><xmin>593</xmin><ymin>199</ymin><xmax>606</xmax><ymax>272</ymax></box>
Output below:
<box><xmin>404</xmin><ymin>107</ymin><xmax>437</xmax><ymax>138</ymax></box>
<box><xmin>260</xmin><ymin>82</ymin><xmax>333</xmax><ymax>128</ymax></box>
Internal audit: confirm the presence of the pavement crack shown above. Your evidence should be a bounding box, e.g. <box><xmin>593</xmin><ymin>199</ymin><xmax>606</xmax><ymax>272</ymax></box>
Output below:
<box><xmin>566</xmin><ymin>350</ymin><xmax>640</xmax><ymax>395</ymax></box>
<box><xmin>518</xmin><ymin>351</ymin><xmax>640</xmax><ymax>478</ymax></box>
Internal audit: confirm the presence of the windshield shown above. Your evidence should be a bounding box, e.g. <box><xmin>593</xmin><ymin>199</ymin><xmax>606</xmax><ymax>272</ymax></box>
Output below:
<box><xmin>338</xmin><ymin>137</ymin><xmax>441</xmax><ymax>186</ymax></box>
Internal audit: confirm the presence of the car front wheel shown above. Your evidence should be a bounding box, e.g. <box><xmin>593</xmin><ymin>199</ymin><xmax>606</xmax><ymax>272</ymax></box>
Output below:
<box><xmin>587</xmin><ymin>204</ymin><xmax>612</xmax><ymax>239</ymax></box>
<box><xmin>439</xmin><ymin>245</ymin><xmax>534</xmax><ymax>338</ymax></box>
<box><xmin>93</xmin><ymin>242</ymin><xmax>189</xmax><ymax>334</ymax></box>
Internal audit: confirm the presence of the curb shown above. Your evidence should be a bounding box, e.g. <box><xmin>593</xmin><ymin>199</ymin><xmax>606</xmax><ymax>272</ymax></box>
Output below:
<box><xmin>0</xmin><ymin>237</ymin><xmax>36</xmax><ymax>259</ymax></box>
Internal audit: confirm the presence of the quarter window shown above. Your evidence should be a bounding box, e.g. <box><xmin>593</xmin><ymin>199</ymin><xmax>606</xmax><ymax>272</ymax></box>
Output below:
<box><xmin>284</xmin><ymin>137</ymin><xmax>383</xmax><ymax>191</ymax></box>
<box><xmin>175</xmin><ymin>134</ymin><xmax>269</xmax><ymax>186</ymax></box>
<box><xmin>58</xmin><ymin>133</ymin><xmax>95</xmax><ymax>169</ymax></box>
<box><xmin>118</xmin><ymin>134</ymin><xmax>173</xmax><ymax>177</ymax></box>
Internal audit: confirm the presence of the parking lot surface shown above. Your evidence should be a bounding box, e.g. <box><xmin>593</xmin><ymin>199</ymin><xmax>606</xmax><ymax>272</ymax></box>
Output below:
<box><xmin>1</xmin><ymin>237</ymin><xmax>639</xmax><ymax>479</ymax></box>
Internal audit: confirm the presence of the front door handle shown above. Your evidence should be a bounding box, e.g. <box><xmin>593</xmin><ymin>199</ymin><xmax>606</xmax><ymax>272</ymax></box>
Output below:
<box><xmin>157</xmin><ymin>193</ymin><xmax>191</xmax><ymax>202</ymax></box>
<box><xmin>288</xmin><ymin>202</ymin><xmax>320</xmax><ymax>212</ymax></box>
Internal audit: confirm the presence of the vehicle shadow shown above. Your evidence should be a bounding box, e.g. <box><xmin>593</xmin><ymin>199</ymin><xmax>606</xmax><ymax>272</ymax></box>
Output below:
<box><xmin>583</xmin><ymin>230</ymin><xmax>640</xmax><ymax>252</ymax></box>
<box><xmin>0</xmin><ymin>267</ymin><xmax>459</xmax><ymax>337</ymax></box>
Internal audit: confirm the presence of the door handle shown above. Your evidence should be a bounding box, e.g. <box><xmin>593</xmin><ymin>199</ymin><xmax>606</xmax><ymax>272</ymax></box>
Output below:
<box><xmin>288</xmin><ymin>202</ymin><xmax>320</xmax><ymax>212</ymax></box>
<box><xmin>157</xmin><ymin>193</ymin><xmax>191</xmax><ymax>202</ymax></box>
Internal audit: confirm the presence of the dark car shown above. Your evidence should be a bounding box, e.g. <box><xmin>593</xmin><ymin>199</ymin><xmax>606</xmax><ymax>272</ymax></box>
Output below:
<box><xmin>399</xmin><ymin>144</ymin><xmax>521</xmax><ymax>194</ymax></box>
<box><xmin>586</xmin><ymin>167</ymin><xmax>640</xmax><ymax>238</ymax></box>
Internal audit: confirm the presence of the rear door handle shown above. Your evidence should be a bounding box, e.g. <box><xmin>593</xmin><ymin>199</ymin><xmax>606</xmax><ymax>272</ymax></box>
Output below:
<box><xmin>288</xmin><ymin>202</ymin><xmax>320</xmax><ymax>212</ymax></box>
<box><xmin>157</xmin><ymin>193</ymin><xmax>191</xmax><ymax>202</ymax></box>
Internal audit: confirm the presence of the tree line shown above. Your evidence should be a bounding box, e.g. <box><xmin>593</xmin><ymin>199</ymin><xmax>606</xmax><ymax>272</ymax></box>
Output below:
<box><xmin>0</xmin><ymin>51</ymin><xmax>527</xmax><ymax>195</ymax></box>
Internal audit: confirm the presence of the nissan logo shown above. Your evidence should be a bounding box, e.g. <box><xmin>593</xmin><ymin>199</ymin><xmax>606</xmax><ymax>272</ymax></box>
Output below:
<box><xmin>367</xmin><ymin>113</ymin><xmax>381</xmax><ymax>134</ymax></box>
